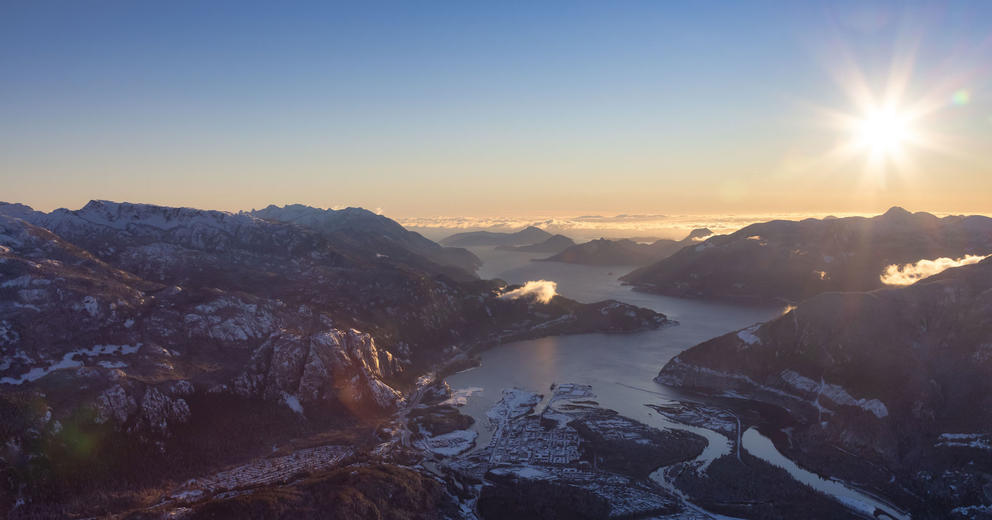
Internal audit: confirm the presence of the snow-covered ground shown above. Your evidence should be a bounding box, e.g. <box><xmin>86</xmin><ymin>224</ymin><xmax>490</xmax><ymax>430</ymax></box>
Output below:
<box><xmin>0</xmin><ymin>343</ymin><xmax>143</xmax><ymax>385</ymax></box>
<box><xmin>936</xmin><ymin>433</ymin><xmax>992</xmax><ymax>451</ymax></box>
<box><xmin>169</xmin><ymin>445</ymin><xmax>353</xmax><ymax>500</ymax></box>
<box><xmin>418</xmin><ymin>429</ymin><xmax>478</xmax><ymax>456</ymax></box>
<box><xmin>486</xmin><ymin>388</ymin><xmax>542</xmax><ymax>424</ymax></box>
<box><xmin>441</xmin><ymin>386</ymin><xmax>483</xmax><ymax>406</ymax></box>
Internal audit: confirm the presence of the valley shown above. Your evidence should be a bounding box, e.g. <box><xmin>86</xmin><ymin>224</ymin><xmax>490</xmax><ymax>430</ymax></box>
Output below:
<box><xmin>1</xmin><ymin>204</ymin><xmax>989</xmax><ymax>519</ymax></box>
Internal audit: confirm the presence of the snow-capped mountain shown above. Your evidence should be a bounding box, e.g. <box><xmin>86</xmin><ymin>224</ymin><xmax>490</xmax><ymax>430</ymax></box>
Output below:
<box><xmin>0</xmin><ymin>200</ymin><xmax>667</xmax><ymax>515</ymax></box>
<box><xmin>250</xmin><ymin>204</ymin><xmax>482</xmax><ymax>278</ymax></box>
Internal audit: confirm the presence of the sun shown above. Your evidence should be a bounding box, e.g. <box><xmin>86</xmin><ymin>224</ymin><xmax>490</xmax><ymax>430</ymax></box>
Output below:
<box><xmin>796</xmin><ymin>38</ymin><xmax>966</xmax><ymax>183</ymax></box>
<box><xmin>853</xmin><ymin>107</ymin><xmax>913</xmax><ymax>157</ymax></box>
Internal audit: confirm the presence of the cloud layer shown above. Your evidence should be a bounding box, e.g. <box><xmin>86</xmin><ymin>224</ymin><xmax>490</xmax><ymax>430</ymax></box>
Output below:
<box><xmin>499</xmin><ymin>280</ymin><xmax>558</xmax><ymax>304</ymax></box>
<box><xmin>402</xmin><ymin>212</ymin><xmax>866</xmax><ymax>242</ymax></box>
<box><xmin>880</xmin><ymin>255</ymin><xmax>989</xmax><ymax>286</ymax></box>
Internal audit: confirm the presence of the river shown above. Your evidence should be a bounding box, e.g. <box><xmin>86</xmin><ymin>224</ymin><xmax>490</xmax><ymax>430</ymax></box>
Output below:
<box><xmin>445</xmin><ymin>246</ymin><xmax>909</xmax><ymax>520</ymax></box>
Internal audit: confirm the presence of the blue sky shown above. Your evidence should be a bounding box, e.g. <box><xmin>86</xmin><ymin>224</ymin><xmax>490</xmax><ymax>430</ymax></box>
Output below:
<box><xmin>2</xmin><ymin>1</ymin><xmax>991</xmax><ymax>216</ymax></box>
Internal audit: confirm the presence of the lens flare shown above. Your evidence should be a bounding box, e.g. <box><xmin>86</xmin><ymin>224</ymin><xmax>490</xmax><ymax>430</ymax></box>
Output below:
<box><xmin>951</xmin><ymin>90</ymin><xmax>970</xmax><ymax>106</ymax></box>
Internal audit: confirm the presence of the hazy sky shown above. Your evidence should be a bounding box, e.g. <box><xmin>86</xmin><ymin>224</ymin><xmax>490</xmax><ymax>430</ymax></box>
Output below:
<box><xmin>2</xmin><ymin>1</ymin><xmax>991</xmax><ymax>217</ymax></box>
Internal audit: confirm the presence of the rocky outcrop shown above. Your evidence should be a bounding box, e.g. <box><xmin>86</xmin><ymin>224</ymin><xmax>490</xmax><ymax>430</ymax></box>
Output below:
<box><xmin>234</xmin><ymin>327</ymin><xmax>403</xmax><ymax>411</ymax></box>
<box><xmin>94</xmin><ymin>384</ymin><xmax>137</xmax><ymax>425</ymax></box>
<box><xmin>94</xmin><ymin>382</ymin><xmax>192</xmax><ymax>436</ymax></box>
<box><xmin>137</xmin><ymin>386</ymin><xmax>191</xmax><ymax>434</ymax></box>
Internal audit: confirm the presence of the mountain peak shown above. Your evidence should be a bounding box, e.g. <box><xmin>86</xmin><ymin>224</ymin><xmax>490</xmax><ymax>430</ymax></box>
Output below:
<box><xmin>59</xmin><ymin>200</ymin><xmax>251</xmax><ymax>231</ymax></box>
<box><xmin>686</xmin><ymin>228</ymin><xmax>713</xmax><ymax>240</ymax></box>
<box><xmin>0</xmin><ymin>202</ymin><xmax>40</xmax><ymax>220</ymax></box>
<box><xmin>880</xmin><ymin>206</ymin><xmax>913</xmax><ymax>218</ymax></box>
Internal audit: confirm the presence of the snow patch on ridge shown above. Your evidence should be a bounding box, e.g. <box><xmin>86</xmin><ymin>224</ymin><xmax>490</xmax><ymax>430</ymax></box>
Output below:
<box><xmin>1</xmin><ymin>343</ymin><xmax>143</xmax><ymax>385</ymax></box>
<box><xmin>282</xmin><ymin>393</ymin><xmax>304</xmax><ymax>414</ymax></box>
<box><xmin>936</xmin><ymin>433</ymin><xmax>991</xmax><ymax>451</ymax></box>
<box><xmin>659</xmin><ymin>358</ymin><xmax>888</xmax><ymax>419</ymax></box>
<box><xmin>779</xmin><ymin>370</ymin><xmax>888</xmax><ymax>418</ymax></box>
<box><xmin>736</xmin><ymin>324</ymin><xmax>761</xmax><ymax>346</ymax></box>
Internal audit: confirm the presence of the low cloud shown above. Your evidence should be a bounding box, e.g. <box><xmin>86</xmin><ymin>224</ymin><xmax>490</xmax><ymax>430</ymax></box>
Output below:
<box><xmin>401</xmin><ymin>212</ymin><xmax>869</xmax><ymax>241</ymax></box>
<box><xmin>880</xmin><ymin>255</ymin><xmax>989</xmax><ymax>286</ymax></box>
<box><xmin>499</xmin><ymin>280</ymin><xmax>558</xmax><ymax>304</ymax></box>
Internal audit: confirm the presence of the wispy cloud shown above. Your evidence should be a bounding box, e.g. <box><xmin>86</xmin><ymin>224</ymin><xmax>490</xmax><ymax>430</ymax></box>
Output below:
<box><xmin>880</xmin><ymin>255</ymin><xmax>989</xmax><ymax>286</ymax></box>
<box><xmin>499</xmin><ymin>280</ymin><xmax>558</xmax><ymax>304</ymax></box>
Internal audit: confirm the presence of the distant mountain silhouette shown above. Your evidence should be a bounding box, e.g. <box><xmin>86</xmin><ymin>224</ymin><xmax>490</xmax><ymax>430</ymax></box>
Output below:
<box><xmin>441</xmin><ymin>226</ymin><xmax>553</xmax><ymax>247</ymax></box>
<box><xmin>540</xmin><ymin>228</ymin><xmax>714</xmax><ymax>266</ymax></box>
<box><xmin>496</xmin><ymin>234</ymin><xmax>575</xmax><ymax>254</ymax></box>
<box><xmin>621</xmin><ymin>208</ymin><xmax>992</xmax><ymax>302</ymax></box>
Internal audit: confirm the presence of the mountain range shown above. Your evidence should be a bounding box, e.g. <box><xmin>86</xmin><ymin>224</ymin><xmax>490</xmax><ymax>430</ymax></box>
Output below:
<box><xmin>441</xmin><ymin>226</ymin><xmax>553</xmax><ymax>247</ymax></box>
<box><xmin>496</xmin><ymin>234</ymin><xmax>575</xmax><ymax>254</ymax></box>
<box><xmin>622</xmin><ymin>207</ymin><xmax>992</xmax><ymax>303</ymax></box>
<box><xmin>0</xmin><ymin>200</ymin><xmax>667</xmax><ymax>517</ymax></box>
<box><xmin>657</xmin><ymin>255</ymin><xmax>992</xmax><ymax>517</ymax></box>
<box><xmin>251</xmin><ymin>204</ymin><xmax>482</xmax><ymax>277</ymax></box>
<box><xmin>539</xmin><ymin>228</ymin><xmax>714</xmax><ymax>266</ymax></box>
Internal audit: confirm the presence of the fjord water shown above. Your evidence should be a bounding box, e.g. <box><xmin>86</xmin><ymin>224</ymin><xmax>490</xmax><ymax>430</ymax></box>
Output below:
<box><xmin>450</xmin><ymin>247</ymin><xmax>781</xmax><ymax>461</ymax></box>
<box><xmin>448</xmin><ymin>247</ymin><xmax>907</xmax><ymax>519</ymax></box>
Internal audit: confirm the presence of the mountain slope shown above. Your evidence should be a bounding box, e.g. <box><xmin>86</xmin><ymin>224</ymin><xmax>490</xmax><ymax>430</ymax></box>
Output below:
<box><xmin>657</xmin><ymin>257</ymin><xmax>992</xmax><ymax>517</ymax></box>
<box><xmin>622</xmin><ymin>208</ymin><xmax>992</xmax><ymax>302</ymax></box>
<box><xmin>250</xmin><ymin>204</ymin><xmax>481</xmax><ymax>277</ymax></box>
<box><xmin>0</xmin><ymin>201</ymin><xmax>670</xmax><ymax>516</ymax></box>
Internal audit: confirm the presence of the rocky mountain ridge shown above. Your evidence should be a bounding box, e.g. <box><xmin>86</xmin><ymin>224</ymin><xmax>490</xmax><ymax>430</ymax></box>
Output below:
<box><xmin>250</xmin><ymin>203</ymin><xmax>482</xmax><ymax>277</ymax></box>
<box><xmin>656</xmin><ymin>256</ymin><xmax>992</xmax><ymax>517</ymax></box>
<box><xmin>622</xmin><ymin>207</ymin><xmax>992</xmax><ymax>302</ymax></box>
<box><xmin>0</xmin><ymin>200</ymin><xmax>669</xmax><ymax>517</ymax></box>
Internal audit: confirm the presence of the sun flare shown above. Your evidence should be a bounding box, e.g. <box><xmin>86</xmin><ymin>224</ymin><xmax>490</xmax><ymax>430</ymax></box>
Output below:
<box><xmin>803</xmin><ymin>52</ymin><xmax>962</xmax><ymax>183</ymax></box>
<box><xmin>854</xmin><ymin>108</ymin><xmax>913</xmax><ymax>156</ymax></box>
